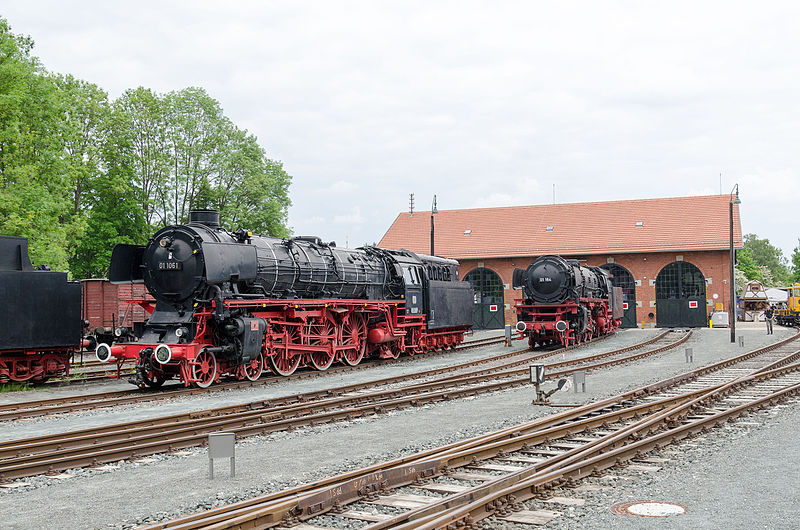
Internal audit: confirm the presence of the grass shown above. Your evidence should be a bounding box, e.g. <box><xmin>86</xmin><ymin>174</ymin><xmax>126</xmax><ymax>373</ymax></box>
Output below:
<box><xmin>0</xmin><ymin>382</ymin><xmax>33</xmax><ymax>393</ymax></box>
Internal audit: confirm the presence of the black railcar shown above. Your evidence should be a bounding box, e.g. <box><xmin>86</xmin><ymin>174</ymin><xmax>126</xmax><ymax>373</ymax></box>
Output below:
<box><xmin>0</xmin><ymin>236</ymin><xmax>83</xmax><ymax>382</ymax></box>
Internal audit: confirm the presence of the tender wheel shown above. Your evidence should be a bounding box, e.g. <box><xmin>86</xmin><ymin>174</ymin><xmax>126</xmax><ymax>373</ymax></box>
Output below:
<box><xmin>191</xmin><ymin>349</ymin><xmax>217</xmax><ymax>388</ymax></box>
<box><xmin>307</xmin><ymin>314</ymin><xmax>336</xmax><ymax>371</ymax></box>
<box><xmin>242</xmin><ymin>353</ymin><xmax>264</xmax><ymax>381</ymax></box>
<box><xmin>268</xmin><ymin>325</ymin><xmax>301</xmax><ymax>376</ymax></box>
<box><xmin>340</xmin><ymin>314</ymin><xmax>367</xmax><ymax>366</ymax></box>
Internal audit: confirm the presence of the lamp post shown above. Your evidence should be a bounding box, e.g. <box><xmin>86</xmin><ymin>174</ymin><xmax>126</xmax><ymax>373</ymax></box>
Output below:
<box><xmin>729</xmin><ymin>184</ymin><xmax>741</xmax><ymax>343</ymax></box>
<box><xmin>430</xmin><ymin>195</ymin><xmax>438</xmax><ymax>255</ymax></box>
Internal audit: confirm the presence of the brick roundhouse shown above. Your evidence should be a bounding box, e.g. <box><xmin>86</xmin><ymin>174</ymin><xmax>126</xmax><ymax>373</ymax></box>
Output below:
<box><xmin>379</xmin><ymin>195</ymin><xmax>742</xmax><ymax>329</ymax></box>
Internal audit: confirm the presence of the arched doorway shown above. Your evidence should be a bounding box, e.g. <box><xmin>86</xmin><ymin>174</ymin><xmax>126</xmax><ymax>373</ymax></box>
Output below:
<box><xmin>463</xmin><ymin>267</ymin><xmax>505</xmax><ymax>329</ymax></box>
<box><xmin>655</xmin><ymin>261</ymin><xmax>707</xmax><ymax>327</ymax></box>
<box><xmin>601</xmin><ymin>263</ymin><xmax>637</xmax><ymax>328</ymax></box>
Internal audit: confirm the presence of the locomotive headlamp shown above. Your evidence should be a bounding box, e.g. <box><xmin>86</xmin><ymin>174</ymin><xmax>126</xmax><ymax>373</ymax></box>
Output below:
<box><xmin>154</xmin><ymin>344</ymin><xmax>172</xmax><ymax>364</ymax></box>
<box><xmin>175</xmin><ymin>326</ymin><xmax>188</xmax><ymax>338</ymax></box>
<box><xmin>159</xmin><ymin>237</ymin><xmax>173</xmax><ymax>248</ymax></box>
<box><xmin>114</xmin><ymin>326</ymin><xmax>129</xmax><ymax>338</ymax></box>
<box><xmin>95</xmin><ymin>343</ymin><xmax>113</xmax><ymax>363</ymax></box>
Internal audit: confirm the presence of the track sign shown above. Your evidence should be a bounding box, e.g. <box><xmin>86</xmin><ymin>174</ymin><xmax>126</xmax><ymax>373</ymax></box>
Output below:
<box><xmin>688</xmin><ymin>300</ymin><xmax>698</xmax><ymax>309</ymax></box>
<box><xmin>623</xmin><ymin>302</ymin><xmax>629</xmax><ymax>310</ymax></box>
<box><xmin>530</xmin><ymin>364</ymin><xmax>545</xmax><ymax>384</ymax></box>
<box><xmin>489</xmin><ymin>305</ymin><xmax>498</xmax><ymax>312</ymax></box>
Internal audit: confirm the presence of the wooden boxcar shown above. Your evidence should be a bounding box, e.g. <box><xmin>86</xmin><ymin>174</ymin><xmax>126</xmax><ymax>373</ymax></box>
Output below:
<box><xmin>81</xmin><ymin>280</ymin><xmax>154</xmax><ymax>344</ymax></box>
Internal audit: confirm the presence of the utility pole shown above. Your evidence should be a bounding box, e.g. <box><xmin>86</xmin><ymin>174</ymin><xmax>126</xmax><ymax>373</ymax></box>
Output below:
<box><xmin>729</xmin><ymin>184</ymin><xmax>740</xmax><ymax>343</ymax></box>
<box><xmin>430</xmin><ymin>195</ymin><xmax>438</xmax><ymax>255</ymax></box>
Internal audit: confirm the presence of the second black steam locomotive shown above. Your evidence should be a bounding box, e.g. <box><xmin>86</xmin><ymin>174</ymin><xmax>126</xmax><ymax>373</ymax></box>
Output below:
<box><xmin>513</xmin><ymin>254</ymin><xmax>622</xmax><ymax>347</ymax></box>
<box><xmin>97</xmin><ymin>210</ymin><xmax>473</xmax><ymax>387</ymax></box>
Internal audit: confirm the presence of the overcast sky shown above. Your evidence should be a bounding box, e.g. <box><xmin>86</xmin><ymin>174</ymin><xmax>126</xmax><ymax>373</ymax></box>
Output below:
<box><xmin>4</xmin><ymin>2</ymin><xmax>799</xmax><ymax>258</ymax></box>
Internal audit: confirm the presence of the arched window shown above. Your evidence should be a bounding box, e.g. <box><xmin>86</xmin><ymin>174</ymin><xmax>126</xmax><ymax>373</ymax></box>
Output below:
<box><xmin>601</xmin><ymin>263</ymin><xmax>635</xmax><ymax>301</ymax></box>
<box><xmin>601</xmin><ymin>263</ymin><xmax>637</xmax><ymax>328</ymax></box>
<box><xmin>656</xmin><ymin>262</ymin><xmax>706</xmax><ymax>299</ymax></box>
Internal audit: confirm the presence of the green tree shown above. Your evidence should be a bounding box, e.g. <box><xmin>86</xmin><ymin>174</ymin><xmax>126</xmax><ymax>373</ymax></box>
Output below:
<box><xmin>734</xmin><ymin>268</ymin><xmax>748</xmax><ymax>296</ymax></box>
<box><xmin>790</xmin><ymin>240</ymin><xmax>800</xmax><ymax>283</ymax></box>
<box><xmin>0</xmin><ymin>18</ymin><xmax>73</xmax><ymax>270</ymax></box>
<box><xmin>108</xmin><ymin>87</ymin><xmax>170</xmax><ymax>226</ymax></box>
<box><xmin>109</xmin><ymin>86</ymin><xmax>292</xmax><ymax>237</ymax></box>
<box><xmin>161</xmin><ymin>87</ymin><xmax>227</xmax><ymax>224</ymax></box>
<box><xmin>215</xmin><ymin>130</ymin><xmax>291</xmax><ymax>236</ymax></box>
<box><xmin>1</xmin><ymin>18</ymin><xmax>292</xmax><ymax>276</ymax></box>
<box><xmin>70</xmin><ymin>170</ymin><xmax>148</xmax><ymax>278</ymax></box>
<box><xmin>735</xmin><ymin>246</ymin><xmax>763</xmax><ymax>282</ymax></box>
<box><xmin>742</xmin><ymin>233</ymin><xmax>788</xmax><ymax>286</ymax></box>
<box><xmin>53</xmin><ymin>74</ymin><xmax>110</xmax><ymax>276</ymax></box>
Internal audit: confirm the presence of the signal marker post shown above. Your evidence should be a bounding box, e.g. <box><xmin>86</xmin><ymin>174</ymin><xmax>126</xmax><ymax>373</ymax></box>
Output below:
<box><xmin>208</xmin><ymin>432</ymin><xmax>236</xmax><ymax>479</ymax></box>
<box><xmin>530</xmin><ymin>365</ymin><xmax>572</xmax><ymax>405</ymax></box>
<box><xmin>530</xmin><ymin>364</ymin><xmax>546</xmax><ymax>404</ymax></box>
<box><xmin>573</xmin><ymin>370</ymin><xmax>586</xmax><ymax>393</ymax></box>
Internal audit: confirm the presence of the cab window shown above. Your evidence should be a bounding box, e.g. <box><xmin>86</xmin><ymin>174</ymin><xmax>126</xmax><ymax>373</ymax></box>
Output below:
<box><xmin>403</xmin><ymin>266</ymin><xmax>422</xmax><ymax>285</ymax></box>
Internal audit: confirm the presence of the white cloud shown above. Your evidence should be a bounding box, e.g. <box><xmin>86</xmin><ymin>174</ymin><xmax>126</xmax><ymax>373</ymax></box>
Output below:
<box><xmin>4</xmin><ymin>1</ymin><xmax>800</xmax><ymax>256</ymax></box>
<box><xmin>333</xmin><ymin>207</ymin><xmax>365</xmax><ymax>225</ymax></box>
<box><xmin>317</xmin><ymin>181</ymin><xmax>358</xmax><ymax>194</ymax></box>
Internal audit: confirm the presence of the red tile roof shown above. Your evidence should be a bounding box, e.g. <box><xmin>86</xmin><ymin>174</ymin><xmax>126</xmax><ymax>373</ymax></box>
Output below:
<box><xmin>379</xmin><ymin>195</ymin><xmax>742</xmax><ymax>259</ymax></box>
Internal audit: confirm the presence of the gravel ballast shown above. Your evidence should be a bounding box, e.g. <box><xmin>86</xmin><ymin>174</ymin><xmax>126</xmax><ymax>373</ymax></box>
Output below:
<box><xmin>487</xmin><ymin>397</ymin><xmax>800</xmax><ymax>529</ymax></box>
<box><xmin>0</xmin><ymin>325</ymin><xmax>795</xmax><ymax>529</ymax></box>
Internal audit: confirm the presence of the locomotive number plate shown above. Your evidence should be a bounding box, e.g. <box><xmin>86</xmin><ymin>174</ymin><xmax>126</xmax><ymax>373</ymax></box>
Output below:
<box><xmin>158</xmin><ymin>261</ymin><xmax>182</xmax><ymax>271</ymax></box>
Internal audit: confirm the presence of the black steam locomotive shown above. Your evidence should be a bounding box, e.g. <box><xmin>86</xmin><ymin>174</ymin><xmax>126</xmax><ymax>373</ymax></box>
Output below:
<box><xmin>98</xmin><ymin>210</ymin><xmax>473</xmax><ymax>387</ymax></box>
<box><xmin>513</xmin><ymin>254</ymin><xmax>622</xmax><ymax>347</ymax></box>
<box><xmin>0</xmin><ymin>236</ymin><xmax>84</xmax><ymax>382</ymax></box>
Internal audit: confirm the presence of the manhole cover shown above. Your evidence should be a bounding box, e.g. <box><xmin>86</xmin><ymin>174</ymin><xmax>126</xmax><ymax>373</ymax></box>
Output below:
<box><xmin>610</xmin><ymin>500</ymin><xmax>687</xmax><ymax>517</ymax></box>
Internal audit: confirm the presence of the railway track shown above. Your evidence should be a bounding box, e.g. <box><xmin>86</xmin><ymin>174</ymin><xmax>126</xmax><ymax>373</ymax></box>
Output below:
<box><xmin>0</xmin><ymin>331</ymin><xmax>682</xmax><ymax>481</ymax></box>
<box><xmin>43</xmin><ymin>332</ymin><xmax>510</xmax><ymax>388</ymax></box>
<box><xmin>0</xmin><ymin>330</ymin><xmax>606</xmax><ymax>422</ymax></box>
<box><xmin>143</xmin><ymin>330</ymin><xmax>800</xmax><ymax>529</ymax></box>
<box><xmin>20</xmin><ymin>332</ymin><xmax>514</xmax><ymax>388</ymax></box>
